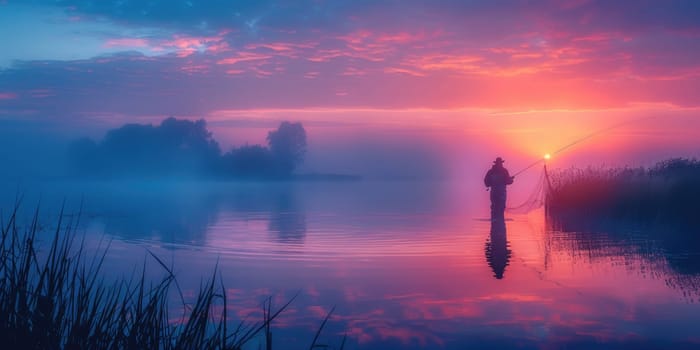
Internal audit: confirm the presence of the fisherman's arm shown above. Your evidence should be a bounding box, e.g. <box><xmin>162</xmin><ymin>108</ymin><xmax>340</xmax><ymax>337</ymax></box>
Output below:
<box><xmin>505</xmin><ymin>170</ymin><xmax>514</xmax><ymax>185</ymax></box>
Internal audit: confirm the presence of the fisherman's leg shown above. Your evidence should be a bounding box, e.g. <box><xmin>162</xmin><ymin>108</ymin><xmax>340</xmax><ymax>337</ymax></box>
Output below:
<box><xmin>496</xmin><ymin>190</ymin><xmax>506</xmax><ymax>209</ymax></box>
<box><xmin>491</xmin><ymin>190</ymin><xmax>504</xmax><ymax>219</ymax></box>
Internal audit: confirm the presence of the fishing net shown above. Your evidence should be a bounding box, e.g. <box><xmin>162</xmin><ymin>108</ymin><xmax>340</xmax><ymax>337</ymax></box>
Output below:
<box><xmin>506</xmin><ymin>165</ymin><xmax>552</xmax><ymax>214</ymax></box>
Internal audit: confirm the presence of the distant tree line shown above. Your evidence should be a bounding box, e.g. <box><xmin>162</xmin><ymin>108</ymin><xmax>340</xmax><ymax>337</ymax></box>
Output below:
<box><xmin>67</xmin><ymin>117</ymin><xmax>307</xmax><ymax>179</ymax></box>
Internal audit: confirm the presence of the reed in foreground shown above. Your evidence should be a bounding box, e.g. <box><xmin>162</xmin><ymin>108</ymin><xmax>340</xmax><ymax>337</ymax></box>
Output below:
<box><xmin>0</xmin><ymin>204</ymin><xmax>342</xmax><ymax>349</ymax></box>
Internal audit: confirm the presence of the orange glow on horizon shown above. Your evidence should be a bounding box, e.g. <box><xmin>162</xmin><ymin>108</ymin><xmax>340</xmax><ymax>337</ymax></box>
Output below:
<box><xmin>204</xmin><ymin>104</ymin><xmax>700</xmax><ymax>174</ymax></box>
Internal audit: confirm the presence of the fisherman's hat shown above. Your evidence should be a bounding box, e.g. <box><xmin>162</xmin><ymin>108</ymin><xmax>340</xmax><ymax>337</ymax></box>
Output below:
<box><xmin>494</xmin><ymin>157</ymin><xmax>505</xmax><ymax>164</ymax></box>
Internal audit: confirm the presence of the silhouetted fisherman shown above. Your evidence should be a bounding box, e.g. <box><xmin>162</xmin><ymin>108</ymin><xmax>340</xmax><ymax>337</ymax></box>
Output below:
<box><xmin>484</xmin><ymin>157</ymin><xmax>514</xmax><ymax>218</ymax></box>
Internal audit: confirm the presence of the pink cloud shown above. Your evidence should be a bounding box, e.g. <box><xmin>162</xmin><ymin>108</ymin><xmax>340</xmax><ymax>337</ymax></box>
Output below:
<box><xmin>340</xmin><ymin>67</ymin><xmax>368</xmax><ymax>76</ymax></box>
<box><xmin>306</xmin><ymin>286</ymin><xmax>321</xmax><ymax>297</ymax></box>
<box><xmin>246</xmin><ymin>41</ymin><xmax>318</xmax><ymax>52</ymax></box>
<box><xmin>336</xmin><ymin>30</ymin><xmax>373</xmax><ymax>45</ymax></box>
<box><xmin>572</xmin><ymin>32</ymin><xmax>631</xmax><ymax>43</ymax></box>
<box><xmin>335</xmin><ymin>29</ymin><xmax>432</xmax><ymax>47</ymax></box>
<box><xmin>308</xmin><ymin>30</ymin><xmax>442</xmax><ymax>64</ymax></box>
<box><xmin>251</xmin><ymin>66</ymin><xmax>274</xmax><ymax>77</ymax></box>
<box><xmin>511</xmin><ymin>52</ymin><xmax>543</xmax><ymax>59</ymax></box>
<box><xmin>375</xmin><ymin>31</ymin><xmax>431</xmax><ymax>44</ymax></box>
<box><xmin>384</xmin><ymin>67</ymin><xmax>427</xmax><ymax>77</ymax></box>
<box><xmin>387</xmin><ymin>31</ymin><xmax>621</xmax><ymax>78</ymax></box>
<box><xmin>0</xmin><ymin>92</ymin><xmax>17</xmax><ymax>100</ymax></box>
<box><xmin>375</xmin><ymin>327</ymin><xmax>444</xmax><ymax>346</ymax></box>
<box><xmin>158</xmin><ymin>35</ymin><xmax>221</xmax><ymax>57</ymax></box>
<box><xmin>307</xmin><ymin>305</ymin><xmax>329</xmax><ymax>318</ymax></box>
<box><xmin>206</xmin><ymin>41</ymin><xmax>232</xmax><ymax>54</ymax></box>
<box><xmin>104</xmin><ymin>38</ymin><xmax>149</xmax><ymax>48</ymax></box>
<box><xmin>217</xmin><ymin>52</ymin><xmax>271</xmax><ymax>65</ymax></box>
<box><xmin>399</xmin><ymin>54</ymin><xmax>483</xmax><ymax>74</ymax></box>
<box><xmin>105</xmin><ymin>33</ymin><xmax>231</xmax><ymax>57</ymax></box>
<box><xmin>179</xmin><ymin>64</ymin><xmax>210</xmax><ymax>75</ymax></box>
<box><xmin>307</xmin><ymin>49</ymin><xmax>345</xmax><ymax>62</ymax></box>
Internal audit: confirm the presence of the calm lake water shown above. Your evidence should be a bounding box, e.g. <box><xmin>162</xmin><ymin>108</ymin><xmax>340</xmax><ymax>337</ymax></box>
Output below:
<box><xmin>3</xmin><ymin>180</ymin><xmax>700</xmax><ymax>349</ymax></box>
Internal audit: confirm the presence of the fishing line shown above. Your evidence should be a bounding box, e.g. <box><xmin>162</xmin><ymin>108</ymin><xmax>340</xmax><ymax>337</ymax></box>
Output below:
<box><xmin>511</xmin><ymin>115</ymin><xmax>658</xmax><ymax>177</ymax></box>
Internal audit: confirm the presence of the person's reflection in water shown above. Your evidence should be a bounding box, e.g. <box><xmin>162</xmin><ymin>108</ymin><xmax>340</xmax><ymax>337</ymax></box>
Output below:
<box><xmin>485</xmin><ymin>216</ymin><xmax>512</xmax><ymax>279</ymax></box>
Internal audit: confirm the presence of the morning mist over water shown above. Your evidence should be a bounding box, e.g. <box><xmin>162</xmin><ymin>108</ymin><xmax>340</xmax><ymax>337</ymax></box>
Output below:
<box><xmin>2</xmin><ymin>1</ymin><xmax>700</xmax><ymax>349</ymax></box>
<box><xmin>4</xmin><ymin>107</ymin><xmax>700</xmax><ymax>182</ymax></box>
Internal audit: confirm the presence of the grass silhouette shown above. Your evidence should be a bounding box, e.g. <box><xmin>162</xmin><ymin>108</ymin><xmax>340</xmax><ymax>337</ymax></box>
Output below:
<box><xmin>546</xmin><ymin>157</ymin><xmax>700</xmax><ymax>228</ymax></box>
<box><xmin>0</xmin><ymin>203</ymin><xmax>343</xmax><ymax>349</ymax></box>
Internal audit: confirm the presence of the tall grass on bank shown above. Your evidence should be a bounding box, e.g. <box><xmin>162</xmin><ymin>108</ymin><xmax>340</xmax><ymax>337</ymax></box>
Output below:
<box><xmin>0</xmin><ymin>204</ymin><xmax>340</xmax><ymax>349</ymax></box>
<box><xmin>546</xmin><ymin>158</ymin><xmax>700</xmax><ymax>228</ymax></box>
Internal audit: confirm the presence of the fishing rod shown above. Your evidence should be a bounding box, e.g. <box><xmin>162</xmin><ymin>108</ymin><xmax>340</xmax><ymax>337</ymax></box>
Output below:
<box><xmin>510</xmin><ymin>115</ymin><xmax>658</xmax><ymax>177</ymax></box>
<box><xmin>512</xmin><ymin>158</ymin><xmax>545</xmax><ymax>177</ymax></box>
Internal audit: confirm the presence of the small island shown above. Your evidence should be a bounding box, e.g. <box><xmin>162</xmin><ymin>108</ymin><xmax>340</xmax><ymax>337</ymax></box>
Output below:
<box><xmin>67</xmin><ymin>117</ymin><xmax>360</xmax><ymax>181</ymax></box>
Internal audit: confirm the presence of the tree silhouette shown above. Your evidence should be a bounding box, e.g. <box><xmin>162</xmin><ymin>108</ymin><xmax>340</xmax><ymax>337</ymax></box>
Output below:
<box><xmin>68</xmin><ymin>117</ymin><xmax>221</xmax><ymax>177</ymax></box>
<box><xmin>266</xmin><ymin>121</ymin><xmax>307</xmax><ymax>177</ymax></box>
<box><xmin>222</xmin><ymin>145</ymin><xmax>274</xmax><ymax>178</ymax></box>
<box><xmin>67</xmin><ymin>118</ymin><xmax>308</xmax><ymax>179</ymax></box>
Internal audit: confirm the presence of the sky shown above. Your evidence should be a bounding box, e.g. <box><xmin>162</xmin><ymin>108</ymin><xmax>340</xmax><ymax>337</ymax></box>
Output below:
<box><xmin>1</xmin><ymin>0</ymin><xmax>700</xmax><ymax>177</ymax></box>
